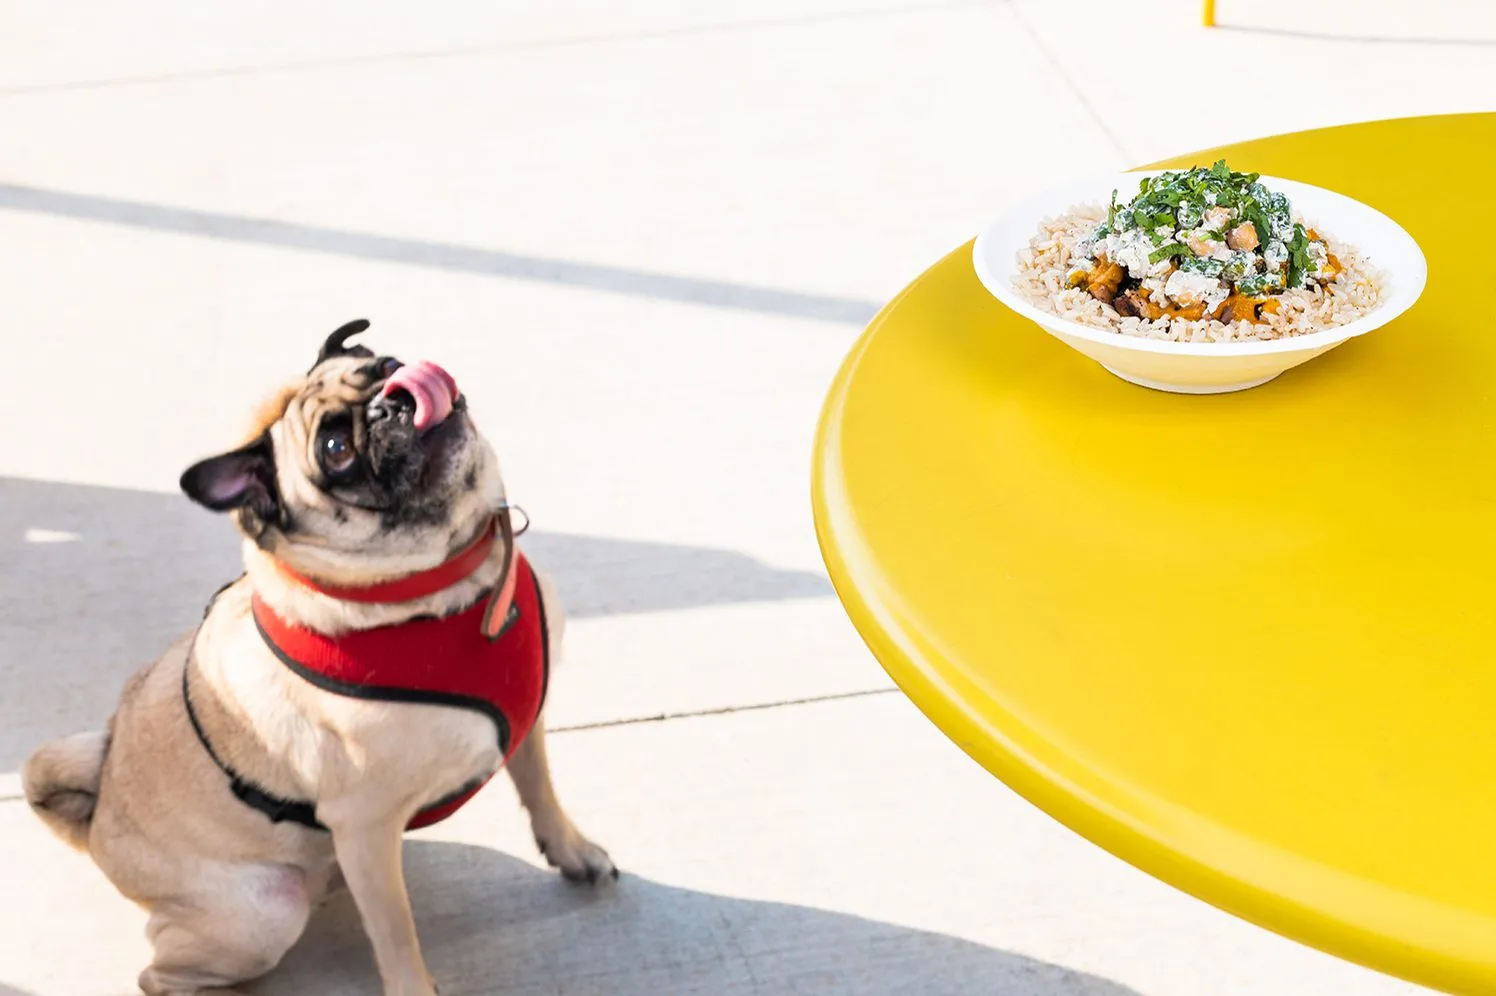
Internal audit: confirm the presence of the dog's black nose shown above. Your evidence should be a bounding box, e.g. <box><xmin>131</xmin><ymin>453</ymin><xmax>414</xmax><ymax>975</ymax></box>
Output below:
<box><xmin>368</xmin><ymin>388</ymin><xmax>416</xmax><ymax>424</ymax></box>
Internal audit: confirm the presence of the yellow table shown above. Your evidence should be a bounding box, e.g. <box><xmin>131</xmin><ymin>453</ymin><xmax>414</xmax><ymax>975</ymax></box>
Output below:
<box><xmin>812</xmin><ymin>114</ymin><xmax>1496</xmax><ymax>995</ymax></box>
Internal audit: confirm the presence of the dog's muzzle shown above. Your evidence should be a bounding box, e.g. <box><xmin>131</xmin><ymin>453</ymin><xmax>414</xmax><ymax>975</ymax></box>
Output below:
<box><xmin>375</xmin><ymin>360</ymin><xmax>460</xmax><ymax>433</ymax></box>
<box><xmin>365</xmin><ymin>359</ymin><xmax>467</xmax><ymax>484</ymax></box>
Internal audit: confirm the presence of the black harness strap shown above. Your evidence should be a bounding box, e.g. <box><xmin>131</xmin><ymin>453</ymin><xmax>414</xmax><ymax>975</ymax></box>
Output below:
<box><xmin>182</xmin><ymin>660</ymin><xmax>326</xmax><ymax>831</ymax></box>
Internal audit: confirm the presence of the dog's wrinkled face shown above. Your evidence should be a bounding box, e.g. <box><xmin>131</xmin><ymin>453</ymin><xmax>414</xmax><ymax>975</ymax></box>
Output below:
<box><xmin>180</xmin><ymin>320</ymin><xmax>503</xmax><ymax>578</ymax></box>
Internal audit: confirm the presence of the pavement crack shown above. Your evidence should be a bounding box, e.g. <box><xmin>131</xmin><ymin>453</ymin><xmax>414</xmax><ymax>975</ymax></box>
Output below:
<box><xmin>1003</xmin><ymin>0</ymin><xmax>1131</xmax><ymax>161</ymax></box>
<box><xmin>0</xmin><ymin>689</ymin><xmax>903</xmax><ymax>804</ymax></box>
<box><xmin>548</xmin><ymin>687</ymin><xmax>899</xmax><ymax>734</ymax></box>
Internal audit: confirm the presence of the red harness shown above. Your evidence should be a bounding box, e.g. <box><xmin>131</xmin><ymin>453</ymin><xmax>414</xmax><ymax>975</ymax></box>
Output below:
<box><xmin>187</xmin><ymin>512</ymin><xmax>548</xmax><ymax>832</ymax></box>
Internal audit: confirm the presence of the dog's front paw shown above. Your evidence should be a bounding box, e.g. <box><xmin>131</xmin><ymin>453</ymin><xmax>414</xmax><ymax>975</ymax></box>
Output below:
<box><xmin>536</xmin><ymin>827</ymin><xmax>618</xmax><ymax>886</ymax></box>
<box><xmin>387</xmin><ymin>971</ymin><xmax>438</xmax><ymax>996</ymax></box>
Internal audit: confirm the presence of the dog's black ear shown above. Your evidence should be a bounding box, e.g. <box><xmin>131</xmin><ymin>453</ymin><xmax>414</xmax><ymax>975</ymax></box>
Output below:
<box><xmin>314</xmin><ymin>318</ymin><xmax>373</xmax><ymax>370</ymax></box>
<box><xmin>180</xmin><ymin>434</ymin><xmax>278</xmax><ymax>520</ymax></box>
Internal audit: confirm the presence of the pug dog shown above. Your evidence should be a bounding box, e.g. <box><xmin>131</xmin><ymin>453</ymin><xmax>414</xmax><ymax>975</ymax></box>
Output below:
<box><xmin>22</xmin><ymin>320</ymin><xmax>615</xmax><ymax>996</ymax></box>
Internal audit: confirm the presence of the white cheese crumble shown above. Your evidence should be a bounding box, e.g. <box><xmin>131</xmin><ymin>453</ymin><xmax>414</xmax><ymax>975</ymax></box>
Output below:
<box><xmin>1103</xmin><ymin>229</ymin><xmax>1173</xmax><ymax>279</ymax></box>
<box><xmin>1263</xmin><ymin>240</ymin><xmax>1288</xmax><ymax>273</ymax></box>
<box><xmin>1307</xmin><ymin>241</ymin><xmax>1330</xmax><ymax>278</ymax></box>
<box><xmin>1164</xmin><ymin>269</ymin><xmax>1227</xmax><ymax>310</ymax></box>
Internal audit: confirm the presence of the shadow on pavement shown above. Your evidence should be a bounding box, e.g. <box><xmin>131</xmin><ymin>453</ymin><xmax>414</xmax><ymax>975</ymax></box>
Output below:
<box><xmin>257</xmin><ymin>841</ymin><xmax>1141</xmax><ymax>996</ymax></box>
<box><xmin>0</xmin><ymin>476</ymin><xmax>830</xmax><ymax>773</ymax></box>
<box><xmin>1217</xmin><ymin>24</ymin><xmax>1495</xmax><ymax>46</ymax></box>
<box><xmin>0</xmin><ymin>182</ymin><xmax>879</xmax><ymax>326</ymax></box>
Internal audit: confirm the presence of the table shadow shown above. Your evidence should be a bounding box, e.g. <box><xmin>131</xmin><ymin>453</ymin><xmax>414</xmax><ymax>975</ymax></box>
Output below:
<box><xmin>254</xmin><ymin>841</ymin><xmax>1141</xmax><ymax>996</ymax></box>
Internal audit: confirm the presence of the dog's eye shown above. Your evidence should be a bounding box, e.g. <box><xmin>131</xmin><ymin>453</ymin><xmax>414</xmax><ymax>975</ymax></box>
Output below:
<box><xmin>320</xmin><ymin>429</ymin><xmax>357</xmax><ymax>477</ymax></box>
<box><xmin>379</xmin><ymin>358</ymin><xmax>402</xmax><ymax>378</ymax></box>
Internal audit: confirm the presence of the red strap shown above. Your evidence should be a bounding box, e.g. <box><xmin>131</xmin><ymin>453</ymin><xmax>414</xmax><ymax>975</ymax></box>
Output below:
<box><xmin>272</xmin><ymin>517</ymin><xmax>497</xmax><ymax>604</ymax></box>
<box><xmin>482</xmin><ymin>544</ymin><xmax>520</xmax><ymax>640</ymax></box>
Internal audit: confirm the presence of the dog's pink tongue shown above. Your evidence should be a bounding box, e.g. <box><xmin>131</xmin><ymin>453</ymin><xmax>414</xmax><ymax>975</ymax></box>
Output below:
<box><xmin>381</xmin><ymin>361</ymin><xmax>458</xmax><ymax>432</ymax></box>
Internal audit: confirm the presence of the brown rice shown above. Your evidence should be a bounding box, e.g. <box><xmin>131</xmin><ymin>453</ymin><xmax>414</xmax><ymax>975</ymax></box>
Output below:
<box><xmin>1013</xmin><ymin>205</ymin><xmax>1384</xmax><ymax>343</ymax></box>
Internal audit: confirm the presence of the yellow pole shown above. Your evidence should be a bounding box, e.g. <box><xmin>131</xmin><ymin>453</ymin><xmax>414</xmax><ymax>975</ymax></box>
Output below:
<box><xmin>1203</xmin><ymin>0</ymin><xmax>1216</xmax><ymax>26</ymax></box>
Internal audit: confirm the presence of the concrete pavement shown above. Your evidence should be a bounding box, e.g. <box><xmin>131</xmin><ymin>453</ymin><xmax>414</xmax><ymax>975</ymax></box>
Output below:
<box><xmin>3</xmin><ymin>2</ymin><xmax>1492</xmax><ymax>993</ymax></box>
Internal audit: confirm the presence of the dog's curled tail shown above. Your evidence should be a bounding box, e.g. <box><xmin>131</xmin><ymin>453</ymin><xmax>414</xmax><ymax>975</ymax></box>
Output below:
<box><xmin>23</xmin><ymin>731</ymin><xmax>109</xmax><ymax>852</ymax></box>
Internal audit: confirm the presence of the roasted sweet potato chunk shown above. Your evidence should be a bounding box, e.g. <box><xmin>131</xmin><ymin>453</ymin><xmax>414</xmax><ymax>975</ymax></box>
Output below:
<box><xmin>1212</xmin><ymin>293</ymin><xmax>1282</xmax><ymax>324</ymax></box>
<box><xmin>1168</xmin><ymin>301</ymin><xmax>1207</xmax><ymax>321</ymax></box>
<box><xmin>1086</xmin><ymin>256</ymin><xmax>1126</xmax><ymax>304</ymax></box>
<box><xmin>1215</xmin><ymin>293</ymin><xmax>1264</xmax><ymax>324</ymax></box>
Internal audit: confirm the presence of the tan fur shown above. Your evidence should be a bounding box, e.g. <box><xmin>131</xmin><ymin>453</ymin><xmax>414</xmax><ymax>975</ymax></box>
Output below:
<box><xmin>24</xmin><ymin>341</ymin><xmax>613</xmax><ymax>996</ymax></box>
<box><xmin>22</xmin><ymin>730</ymin><xmax>109</xmax><ymax>851</ymax></box>
<box><xmin>243</xmin><ymin>381</ymin><xmax>300</xmax><ymax>445</ymax></box>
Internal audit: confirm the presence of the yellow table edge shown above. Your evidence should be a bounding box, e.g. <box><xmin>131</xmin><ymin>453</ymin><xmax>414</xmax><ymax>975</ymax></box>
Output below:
<box><xmin>811</xmin><ymin>118</ymin><xmax>1495</xmax><ymax>995</ymax></box>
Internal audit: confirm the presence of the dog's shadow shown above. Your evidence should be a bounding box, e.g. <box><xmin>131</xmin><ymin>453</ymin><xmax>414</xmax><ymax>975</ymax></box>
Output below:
<box><xmin>251</xmin><ymin>841</ymin><xmax>1141</xmax><ymax>996</ymax></box>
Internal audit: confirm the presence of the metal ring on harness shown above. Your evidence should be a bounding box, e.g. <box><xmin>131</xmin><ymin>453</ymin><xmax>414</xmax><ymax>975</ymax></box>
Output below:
<box><xmin>497</xmin><ymin>501</ymin><xmax>530</xmax><ymax>537</ymax></box>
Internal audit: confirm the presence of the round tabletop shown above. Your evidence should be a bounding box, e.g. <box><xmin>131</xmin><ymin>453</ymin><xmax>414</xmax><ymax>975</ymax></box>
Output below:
<box><xmin>812</xmin><ymin>114</ymin><xmax>1496</xmax><ymax>995</ymax></box>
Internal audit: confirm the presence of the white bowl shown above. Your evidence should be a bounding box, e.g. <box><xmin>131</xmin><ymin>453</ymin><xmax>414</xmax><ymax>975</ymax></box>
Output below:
<box><xmin>972</xmin><ymin>172</ymin><xmax>1427</xmax><ymax>394</ymax></box>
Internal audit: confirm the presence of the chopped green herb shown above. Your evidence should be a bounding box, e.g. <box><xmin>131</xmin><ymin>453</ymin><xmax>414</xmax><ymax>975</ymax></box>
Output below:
<box><xmin>1237</xmin><ymin>271</ymin><xmax>1285</xmax><ymax>297</ymax></box>
<box><xmin>1221</xmin><ymin>252</ymin><xmax>1254</xmax><ymax>281</ymax></box>
<box><xmin>1134</xmin><ymin>209</ymin><xmax>1176</xmax><ymax>232</ymax></box>
<box><xmin>1242</xmin><ymin>201</ymin><xmax>1272</xmax><ymax>246</ymax></box>
<box><xmin>1286</xmin><ymin>223</ymin><xmax>1314</xmax><ymax>288</ymax></box>
<box><xmin>1179</xmin><ymin>256</ymin><xmax>1226</xmax><ymax>277</ymax></box>
<box><xmin>1101</xmin><ymin>162</ymin><xmax>1314</xmax><ymax>308</ymax></box>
